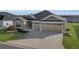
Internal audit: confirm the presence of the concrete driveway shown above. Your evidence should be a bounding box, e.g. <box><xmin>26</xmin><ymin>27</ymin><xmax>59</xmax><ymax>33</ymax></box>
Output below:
<box><xmin>7</xmin><ymin>31</ymin><xmax>64</xmax><ymax>49</ymax></box>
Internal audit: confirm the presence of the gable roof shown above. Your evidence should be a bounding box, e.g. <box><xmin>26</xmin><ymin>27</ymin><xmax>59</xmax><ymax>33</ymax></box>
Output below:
<box><xmin>15</xmin><ymin>16</ymin><xmax>27</xmax><ymax>21</ymax></box>
<box><xmin>33</xmin><ymin>10</ymin><xmax>52</xmax><ymax>20</ymax></box>
<box><xmin>22</xmin><ymin>10</ymin><xmax>67</xmax><ymax>22</ymax></box>
<box><xmin>23</xmin><ymin>15</ymin><xmax>36</xmax><ymax>20</ymax></box>
<box><xmin>33</xmin><ymin>10</ymin><xmax>66</xmax><ymax>22</ymax></box>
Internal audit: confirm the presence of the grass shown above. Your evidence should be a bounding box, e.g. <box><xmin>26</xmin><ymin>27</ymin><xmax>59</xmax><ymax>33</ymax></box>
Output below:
<box><xmin>63</xmin><ymin>23</ymin><xmax>79</xmax><ymax>49</ymax></box>
<box><xmin>0</xmin><ymin>30</ymin><xmax>24</xmax><ymax>42</ymax></box>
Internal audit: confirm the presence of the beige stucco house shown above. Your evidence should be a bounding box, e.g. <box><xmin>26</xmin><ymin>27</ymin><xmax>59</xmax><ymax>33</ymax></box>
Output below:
<box><xmin>23</xmin><ymin>10</ymin><xmax>67</xmax><ymax>32</ymax></box>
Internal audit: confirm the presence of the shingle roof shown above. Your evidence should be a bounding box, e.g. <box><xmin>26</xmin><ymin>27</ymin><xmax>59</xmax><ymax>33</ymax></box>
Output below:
<box><xmin>33</xmin><ymin>10</ymin><xmax>66</xmax><ymax>21</ymax></box>
<box><xmin>16</xmin><ymin>16</ymin><xmax>27</xmax><ymax>21</ymax></box>
<box><xmin>33</xmin><ymin>10</ymin><xmax>52</xmax><ymax>20</ymax></box>
<box><xmin>23</xmin><ymin>10</ymin><xmax>66</xmax><ymax>22</ymax></box>
<box><xmin>23</xmin><ymin>15</ymin><xmax>35</xmax><ymax>20</ymax></box>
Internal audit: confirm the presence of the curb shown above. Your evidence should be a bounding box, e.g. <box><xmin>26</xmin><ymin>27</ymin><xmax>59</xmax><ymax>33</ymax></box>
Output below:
<box><xmin>0</xmin><ymin>42</ymin><xmax>36</xmax><ymax>49</ymax></box>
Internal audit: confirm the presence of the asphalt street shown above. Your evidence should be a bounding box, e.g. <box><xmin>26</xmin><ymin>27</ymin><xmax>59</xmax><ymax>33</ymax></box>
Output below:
<box><xmin>0</xmin><ymin>43</ymin><xmax>22</xmax><ymax>49</ymax></box>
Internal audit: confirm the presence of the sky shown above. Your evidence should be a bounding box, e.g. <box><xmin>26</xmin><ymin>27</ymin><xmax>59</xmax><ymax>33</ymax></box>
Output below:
<box><xmin>1</xmin><ymin>10</ymin><xmax>79</xmax><ymax>15</ymax></box>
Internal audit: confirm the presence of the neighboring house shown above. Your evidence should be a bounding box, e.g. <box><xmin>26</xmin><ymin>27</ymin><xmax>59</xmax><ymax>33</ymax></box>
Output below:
<box><xmin>0</xmin><ymin>12</ymin><xmax>27</xmax><ymax>31</ymax></box>
<box><xmin>61</xmin><ymin>15</ymin><xmax>79</xmax><ymax>22</ymax></box>
<box><xmin>0</xmin><ymin>12</ymin><xmax>16</xmax><ymax>29</ymax></box>
<box><xmin>24</xmin><ymin>10</ymin><xmax>67</xmax><ymax>32</ymax></box>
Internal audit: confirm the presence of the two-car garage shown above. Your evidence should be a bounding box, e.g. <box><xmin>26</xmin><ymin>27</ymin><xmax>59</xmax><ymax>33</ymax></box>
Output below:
<box><xmin>26</xmin><ymin>10</ymin><xmax>66</xmax><ymax>32</ymax></box>
<box><xmin>32</xmin><ymin>21</ymin><xmax>64</xmax><ymax>32</ymax></box>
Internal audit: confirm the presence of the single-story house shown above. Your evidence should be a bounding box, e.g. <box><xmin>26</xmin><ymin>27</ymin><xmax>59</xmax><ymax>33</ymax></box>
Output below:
<box><xmin>23</xmin><ymin>10</ymin><xmax>67</xmax><ymax>32</ymax></box>
<box><xmin>0</xmin><ymin>10</ymin><xmax>67</xmax><ymax>32</ymax></box>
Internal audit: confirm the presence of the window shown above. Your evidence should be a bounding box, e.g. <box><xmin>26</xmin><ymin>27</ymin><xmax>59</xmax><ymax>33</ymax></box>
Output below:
<box><xmin>18</xmin><ymin>24</ymin><xmax>21</xmax><ymax>27</ymax></box>
<box><xmin>0</xmin><ymin>15</ymin><xmax>4</xmax><ymax>20</ymax></box>
<box><xmin>16</xmin><ymin>22</ymin><xmax>21</xmax><ymax>27</ymax></box>
<box><xmin>59</xmin><ymin>24</ymin><xmax>62</xmax><ymax>25</ymax></box>
<box><xmin>56</xmin><ymin>23</ymin><xmax>62</xmax><ymax>25</ymax></box>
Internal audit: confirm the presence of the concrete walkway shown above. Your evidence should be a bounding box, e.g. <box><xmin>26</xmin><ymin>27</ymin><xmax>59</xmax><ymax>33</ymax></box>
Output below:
<box><xmin>6</xmin><ymin>31</ymin><xmax>64</xmax><ymax>49</ymax></box>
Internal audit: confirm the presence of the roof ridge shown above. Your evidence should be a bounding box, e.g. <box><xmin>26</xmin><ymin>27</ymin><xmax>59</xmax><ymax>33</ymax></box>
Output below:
<box><xmin>34</xmin><ymin>10</ymin><xmax>52</xmax><ymax>15</ymax></box>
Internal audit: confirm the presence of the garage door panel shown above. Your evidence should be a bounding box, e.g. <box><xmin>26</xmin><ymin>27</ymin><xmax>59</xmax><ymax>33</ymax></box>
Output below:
<box><xmin>42</xmin><ymin>23</ymin><xmax>62</xmax><ymax>32</ymax></box>
<box><xmin>33</xmin><ymin>22</ymin><xmax>63</xmax><ymax>32</ymax></box>
<box><xmin>34</xmin><ymin>23</ymin><xmax>40</xmax><ymax>31</ymax></box>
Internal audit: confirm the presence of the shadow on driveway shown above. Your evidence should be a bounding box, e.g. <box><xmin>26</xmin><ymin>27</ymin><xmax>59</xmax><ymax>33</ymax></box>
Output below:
<box><xmin>20</xmin><ymin>31</ymin><xmax>62</xmax><ymax>39</ymax></box>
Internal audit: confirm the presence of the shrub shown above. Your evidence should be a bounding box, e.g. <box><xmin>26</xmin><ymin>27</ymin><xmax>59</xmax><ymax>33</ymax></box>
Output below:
<box><xmin>66</xmin><ymin>28</ymin><xmax>70</xmax><ymax>31</ymax></box>
<box><xmin>6</xmin><ymin>26</ymin><xmax>15</xmax><ymax>31</ymax></box>
<box><xmin>64</xmin><ymin>32</ymin><xmax>71</xmax><ymax>37</ymax></box>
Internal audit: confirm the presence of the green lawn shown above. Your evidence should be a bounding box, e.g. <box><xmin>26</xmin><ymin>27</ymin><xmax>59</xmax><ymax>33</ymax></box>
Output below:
<box><xmin>0</xmin><ymin>30</ymin><xmax>24</xmax><ymax>42</ymax></box>
<box><xmin>63</xmin><ymin>23</ymin><xmax>79</xmax><ymax>49</ymax></box>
